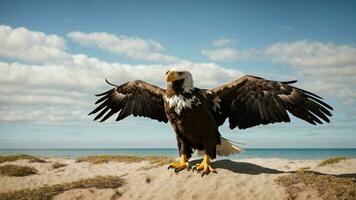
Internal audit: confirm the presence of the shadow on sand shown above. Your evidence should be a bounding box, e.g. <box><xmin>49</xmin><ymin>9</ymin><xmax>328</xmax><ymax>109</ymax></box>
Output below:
<box><xmin>189</xmin><ymin>159</ymin><xmax>356</xmax><ymax>179</ymax></box>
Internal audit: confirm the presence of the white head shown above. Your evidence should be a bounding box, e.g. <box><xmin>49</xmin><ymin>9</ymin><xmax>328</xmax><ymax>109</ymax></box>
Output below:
<box><xmin>165</xmin><ymin>70</ymin><xmax>194</xmax><ymax>92</ymax></box>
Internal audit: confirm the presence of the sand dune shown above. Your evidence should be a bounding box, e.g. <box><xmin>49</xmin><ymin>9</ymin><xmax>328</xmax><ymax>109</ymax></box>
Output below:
<box><xmin>0</xmin><ymin>157</ymin><xmax>355</xmax><ymax>200</ymax></box>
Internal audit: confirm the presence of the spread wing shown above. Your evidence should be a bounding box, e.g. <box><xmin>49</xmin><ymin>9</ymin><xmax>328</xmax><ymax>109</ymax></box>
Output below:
<box><xmin>207</xmin><ymin>75</ymin><xmax>333</xmax><ymax>129</ymax></box>
<box><xmin>89</xmin><ymin>80</ymin><xmax>168</xmax><ymax>123</ymax></box>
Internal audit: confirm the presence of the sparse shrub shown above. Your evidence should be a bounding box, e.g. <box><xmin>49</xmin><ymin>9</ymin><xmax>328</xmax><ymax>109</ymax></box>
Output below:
<box><xmin>318</xmin><ymin>157</ymin><xmax>350</xmax><ymax>167</ymax></box>
<box><xmin>76</xmin><ymin>155</ymin><xmax>175</xmax><ymax>167</ymax></box>
<box><xmin>51</xmin><ymin>162</ymin><xmax>67</xmax><ymax>169</ymax></box>
<box><xmin>0</xmin><ymin>175</ymin><xmax>125</xmax><ymax>200</ymax></box>
<box><xmin>276</xmin><ymin>171</ymin><xmax>356</xmax><ymax>200</ymax></box>
<box><xmin>0</xmin><ymin>154</ymin><xmax>46</xmax><ymax>163</ymax></box>
<box><xmin>0</xmin><ymin>165</ymin><xmax>38</xmax><ymax>176</ymax></box>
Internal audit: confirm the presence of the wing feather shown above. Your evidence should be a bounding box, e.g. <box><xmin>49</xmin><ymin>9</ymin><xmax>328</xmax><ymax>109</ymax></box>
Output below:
<box><xmin>89</xmin><ymin>80</ymin><xmax>168</xmax><ymax>123</ymax></box>
<box><xmin>207</xmin><ymin>75</ymin><xmax>333</xmax><ymax>129</ymax></box>
<box><xmin>94</xmin><ymin>107</ymin><xmax>110</xmax><ymax>121</ymax></box>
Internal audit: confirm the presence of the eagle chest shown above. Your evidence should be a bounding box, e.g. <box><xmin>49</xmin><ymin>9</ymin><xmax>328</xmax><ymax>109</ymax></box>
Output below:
<box><xmin>164</xmin><ymin>94</ymin><xmax>204</xmax><ymax>127</ymax></box>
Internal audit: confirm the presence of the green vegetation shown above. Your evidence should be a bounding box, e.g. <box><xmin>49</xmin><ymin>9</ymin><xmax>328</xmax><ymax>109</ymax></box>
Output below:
<box><xmin>0</xmin><ymin>175</ymin><xmax>125</xmax><ymax>200</ymax></box>
<box><xmin>51</xmin><ymin>162</ymin><xmax>67</xmax><ymax>169</ymax></box>
<box><xmin>0</xmin><ymin>154</ymin><xmax>47</xmax><ymax>163</ymax></box>
<box><xmin>276</xmin><ymin>171</ymin><xmax>356</xmax><ymax>200</ymax></box>
<box><xmin>0</xmin><ymin>165</ymin><xmax>38</xmax><ymax>177</ymax></box>
<box><xmin>76</xmin><ymin>155</ymin><xmax>175</xmax><ymax>167</ymax></box>
<box><xmin>318</xmin><ymin>157</ymin><xmax>350</xmax><ymax>167</ymax></box>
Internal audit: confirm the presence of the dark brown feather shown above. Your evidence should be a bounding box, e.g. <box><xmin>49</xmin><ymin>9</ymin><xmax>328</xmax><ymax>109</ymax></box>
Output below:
<box><xmin>207</xmin><ymin>75</ymin><xmax>333</xmax><ymax>129</ymax></box>
<box><xmin>89</xmin><ymin>80</ymin><xmax>168</xmax><ymax>123</ymax></box>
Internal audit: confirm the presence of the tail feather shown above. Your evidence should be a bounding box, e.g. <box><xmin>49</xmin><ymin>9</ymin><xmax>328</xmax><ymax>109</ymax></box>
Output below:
<box><xmin>197</xmin><ymin>137</ymin><xmax>242</xmax><ymax>157</ymax></box>
<box><xmin>216</xmin><ymin>137</ymin><xmax>241</xmax><ymax>156</ymax></box>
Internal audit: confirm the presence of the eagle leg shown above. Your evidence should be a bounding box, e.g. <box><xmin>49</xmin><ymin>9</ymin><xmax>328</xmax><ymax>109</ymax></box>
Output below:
<box><xmin>192</xmin><ymin>154</ymin><xmax>217</xmax><ymax>177</ymax></box>
<box><xmin>167</xmin><ymin>154</ymin><xmax>189</xmax><ymax>174</ymax></box>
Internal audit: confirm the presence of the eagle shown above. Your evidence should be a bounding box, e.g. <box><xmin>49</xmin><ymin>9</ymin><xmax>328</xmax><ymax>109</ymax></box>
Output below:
<box><xmin>89</xmin><ymin>70</ymin><xmax>333</xmax><ymax>176</ymax></box>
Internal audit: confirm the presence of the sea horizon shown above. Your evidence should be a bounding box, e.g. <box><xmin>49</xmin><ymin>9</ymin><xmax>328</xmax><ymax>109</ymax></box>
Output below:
<box><xmin>1</xmin><ymin>148</ymin><xmax>356</xmax><ymax>160</ymax></box>
<box><xmin>1</xmin><ymin>147</ymin><xmax>356</xmax><ymax>149</ymax></box>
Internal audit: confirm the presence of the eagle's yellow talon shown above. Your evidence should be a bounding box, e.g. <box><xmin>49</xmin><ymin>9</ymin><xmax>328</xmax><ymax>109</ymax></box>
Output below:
<box><xmin>208</xmin><ymin>165</ymin><xmax>217</xmax><ymax>173</ymax></box>
<box><xmin>167</xmin><ymin>154</ymin><xmax>189</xmax><ymax>173</ymax></box>
<box><xmin>168</xmin><ymin>162</ymin><xmax>189</xmax><ymax>169</ymax></box>
<box><xmin>194</xmin><ymin>154</ymin><xmax>216</xmax><ymax>175</ymax></box>
<box><xmin>194</xmin><ymin>163</ymin><xmax>204</xmax><ymax>170</ymax></box>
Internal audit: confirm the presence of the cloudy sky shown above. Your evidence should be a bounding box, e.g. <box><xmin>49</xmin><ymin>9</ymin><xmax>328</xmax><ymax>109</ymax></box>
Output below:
<box><xmin>0</xmin><ymin>0</ymin><xmax>355</xmax><ymax>148</ymax></box>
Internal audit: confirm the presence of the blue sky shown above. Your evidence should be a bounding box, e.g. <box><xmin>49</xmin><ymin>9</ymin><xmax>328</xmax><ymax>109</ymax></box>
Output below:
<box><xmin>0</xmin><ymin>0</ymin><xmax>355</xmax><ymax>148</ymax></box>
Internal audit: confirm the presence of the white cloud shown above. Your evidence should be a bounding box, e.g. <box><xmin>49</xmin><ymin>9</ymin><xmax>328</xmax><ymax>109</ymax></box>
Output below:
<box><xmin>0</xmin><ymin>25</ymin><xmax>71</xmax><ymax>64</ymax></box>
<box><xmin>0</xmin><ymin>25</ymin><xmax>245</xmax><ymax>124</ymax></box>
<box><xmin>67</xmin><ymin>31</ymin><xmax>179</xmax><ymax>63</ymax></box>
<box><xmin>68</xmin><ymin>31</ymin><xmax>163</xmax><ymax>51</ymax></box>
<box><xmin>202</xmin><ymin>48</ymin><xmax>239</xmax><ymax>62</ymax></box>
<box><xmin>202</xmin><ymin>37</ymin><xmax>258</xmax><ymax>62</ymax></box>
<box><xmin>202</xmin><ymin>38</ymin><xmax>356</xmax><ymax>102</ymax></box>
<box><xmin>0</xmin><ymin>58</ymin><xmax>244</xmax><ymax>123</ymax></box>
<box><xmin>5</xmin><ymin>25</ymin><xmax>354</xmax><ymax>124</ymax></box>
<box><xmin>201</xmin><ymin>47</ymin><xmax>257</xmax><ymax>62</ymax></box>
<box><xmin>212</xmin><ymin>37</ymin><xmax>236</xmax><ymax>47</ymax></box>
<box><xmin>265</xmin><ymin>40</ymin><xmax>356</xmax><ymax>68</ymax></box>
<box><xmin>0</xmin><ymin>107</ymin><xmax>88</xmax><ymax>124</ymax></box>
<box><xmin>264</xmin><ymin>40</ymin><xmax>356</xmax><ymax>102</ymax></box>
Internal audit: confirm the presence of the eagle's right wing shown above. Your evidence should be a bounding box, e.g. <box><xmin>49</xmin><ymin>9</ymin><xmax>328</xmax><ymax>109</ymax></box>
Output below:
<box><xmin>89</xmin><ymin>80</ymin><xmax>168</xmax><ymax>123</ymax></box>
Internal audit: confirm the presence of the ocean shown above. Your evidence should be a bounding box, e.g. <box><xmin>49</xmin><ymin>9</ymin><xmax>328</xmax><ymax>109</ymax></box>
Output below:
<box><xmin>1</xmin><ymin>148</ymin><xmax>356</xmax><ymax>160</ymax></box>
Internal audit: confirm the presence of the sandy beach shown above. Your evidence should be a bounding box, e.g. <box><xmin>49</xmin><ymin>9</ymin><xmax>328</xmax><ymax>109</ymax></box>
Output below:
<box><xmin>0</xmin><ymin>155</ymin><xmax>355</xmax><ymax>200</ymax></box>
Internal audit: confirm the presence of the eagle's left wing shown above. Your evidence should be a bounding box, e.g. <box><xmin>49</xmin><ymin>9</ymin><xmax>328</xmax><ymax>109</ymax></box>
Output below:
<box><xmin>89</xmin><ymin>80</ymin><xmax>168</xmax><ymax>123</ymax></box>
<box><xmin>207</xmin><ymin>75</ymin><xmax>333</xmax><ymax>129</ymax></box>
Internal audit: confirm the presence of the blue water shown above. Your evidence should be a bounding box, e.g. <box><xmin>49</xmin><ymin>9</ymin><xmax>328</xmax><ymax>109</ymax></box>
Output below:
<box><xmin>1</xmin><ymin>149</ymin><xmax>356</xmax><ymax>160</ymax></box>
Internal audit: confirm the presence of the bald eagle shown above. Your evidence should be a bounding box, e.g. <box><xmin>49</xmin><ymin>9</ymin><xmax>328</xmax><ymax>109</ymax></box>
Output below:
<box><xmin>89</xmin><ymin>70</ymin><xmax>333</xmax><ymax>176</ymax></box>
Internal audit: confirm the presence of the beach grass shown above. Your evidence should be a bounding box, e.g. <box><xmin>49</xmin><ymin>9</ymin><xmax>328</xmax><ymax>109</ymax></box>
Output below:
<box><xmin>318</xmin><ymin>157</ymin><xmax>350</xmax><ymax>167</ymax></box>
<box><xmin>76</xmin><ymin>155</ymin><xmax>175</xmax><ymax>167</ymax></box>
<box><xmin>0</xmin><ymin>175</ymin><xmax>125</xmax><ymax>200</ymax></box>
<box><xmin>51</xmin><ymin>162</ymin><xmax>67</xmax><ymax>169</ymax></box>
<box><xmin>0</xmin><ymin>165</ymin><xmax>38</xmax><ymax>177</ymax></box>
<box><xmin>276</xmin><ymin>171</ymin><xmax>356</xmax><ymax>200</ymax></box>
<box><xmin>0</xmin><ymin>154</ymin><xmax>47</xmax><ymax>163</ymax></box>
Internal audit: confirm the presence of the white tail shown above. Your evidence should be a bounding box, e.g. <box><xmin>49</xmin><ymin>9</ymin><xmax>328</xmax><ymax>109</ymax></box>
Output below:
<box><xmin>198</xmin><ymin>137</ymin><xmax>242</xmax><ymax>157</ymax></box>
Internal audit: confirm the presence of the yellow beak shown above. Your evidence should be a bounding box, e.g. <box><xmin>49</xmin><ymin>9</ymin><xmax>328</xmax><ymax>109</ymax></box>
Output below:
<box><xmin>166</xmin><ymin>71</ymin><xmax>181</xmax><ymax>82</ymax></box>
